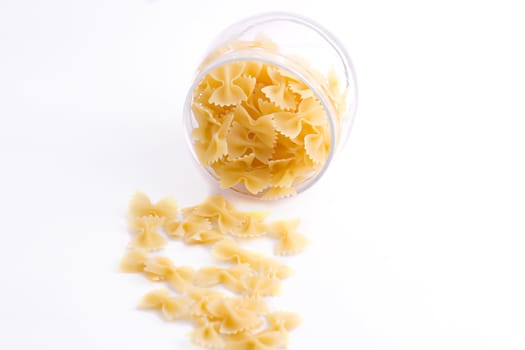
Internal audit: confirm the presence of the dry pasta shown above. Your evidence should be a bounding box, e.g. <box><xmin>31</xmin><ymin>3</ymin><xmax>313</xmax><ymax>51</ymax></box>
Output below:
<box><xmin>266</xmin><ymin>312</ymin><xmax>302</xmax><ymax>332</ymax></box>
<box><xmin>206</xmin><ymin>297</ymin><xmax>265</xmax><ymax>334</ymax></box>
<box><xmin>129</xmin><ymin>192</ymin><xmax>178</xmax><ymax>220</ymax></box>
<box><xmin>269</xmin><ymin>219</ymin><xmax>309</xmax><ymax>256</ymax></box>
<box><xmin>190</xmin><ymin>320</ymin><xmax>225</xmax><ymax>350</ymax></box>
<box><xmin>194</xmin><ymin>264</ymin><xmax>254</xmax><ymax>293</ymax></box>
<box><xmin>226</xmin><ymin>329</ymin><xmax>286</xmax><ymax>350</ymax></box>
<box><xmin>212</xmin><ymin>239</ymin><xmax>293</xmax><ymax>279</ymax></box>
<box><xmin>128</xmin><ymin>215</ymin><xmax>167</xmax><ymax>250</ymax></box>
<box><xmin>139</xmin><ymin>289</ymin><xmax>192</xmax><ymax>321</ymax></box>
<box><xmin>119</xmin><ymin>248</ymin><xmax>148</xmax><ymax>273</ymax></box>
<box><xmin>190</xmin><ymin>39</ymin><xmax>346</xmax><ymax>197</ymax></box>
<box><xmin>143</xmin><ymin>256</ymin><xmax>195</xmax><ymax>293</ymax></box>
<box><xmin>120</xmin><ymin>193</ymin><xmax>305</xmax><ymax>350</ymax></box>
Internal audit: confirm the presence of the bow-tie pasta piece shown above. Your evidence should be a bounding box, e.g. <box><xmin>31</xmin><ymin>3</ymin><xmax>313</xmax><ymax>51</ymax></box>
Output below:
<box><xmin>143</xmin><ymin>256</ymin><xmax>195</xmax><ymax>293</ymax></box>
<box><xmin>226</xmin><ymin>330</ymin><xmax>286</xmax><ymax>350</ymax></box>
<box><xmin>231</xmin><ymin>211</ymin><xmax>269</xmax><ymax>238</ymax></box>
<box><xmin>211</xmin><ymin>154</ymin><xmax>271</xmax><ymax>195</ymax></box>
<box><xmin>139</xmin><ymin>289</ymin><xmax>192</xmax><ymax>321</ymax></box>
<box><xmin>234</xmin><ymin>297</ymin><xmax>269</xmax><ymax>316</ymax></box>
<box><xmin>119</xmin><ymin>249</ymin><xmax>148</xmax><ymax>273</ymax></box>
<box><xmin>269</xmin><ymin>219</ymin><xmax>309</xmax><ymax>256</ymax></box>
<box><xmin>261</xmin><ymin>186</ymin><xmax>297</xmax><ymax>200</ymax></box>
<box><xmin>234</xmin><ymin>75</ymin><xmax>257</xmax><ymax>101</ymax></box>
<box><xmin>128</xmin><ymin>215</ymin><xmax>167</xmax><ymax>251</ymax></box>
<box><xmin>261</xmin><ymin>66</ymin><xmax>298</xmax><ymax>111</ymax></box>
<box><xmin>303</xmin><ymin>124</ymin><xmax>331</xmax><ymax>164</ymax></box>
<box><xmin>208</xmin><ymin>62</ymin><xmax>249</xmax><ymax>106</ymax></box>
<box><xmin>195</xmin><ymin>264</ymin><xmax>255</xmax><ymax>294</ymax></box>
<box><xmin>207</xmin><ymin>297</ymin><xmax>264</xmax><ymax>334</ymax></box>
<box><xmin>288</xmin><ymin>79</ymin><xmax>316</xmax><ymax>99</ymax></box>
<box><xmin>194</xmin><ymin>112</ymin><xmax>234</xmax><ymax>165</ymax></box>
<box><xmin>211</xmin><ymin>239</ymin><xmax>293</xmax><ymax>279</ymax></box>
<box><xmin>272</xmin><ymin>97</ymin><xmax>327</xmax><ymax>140</ymax></box>
<box><xmin>188</xmin><ymin>287</ymin><xmax>226</xmax><ymax>318</ymax></box>
<box><xmin>129</xmin><ymin>192</ymin><xmax>178</xmax><ymax>221</ymax></box>
<box><xmin>226</xmin><ymin>105</ymin><xmax>276</xmax><ymax>163</ymax></box>
<box><xmin>241</xmin><ymin>273</ymin><xmax>282</xmax><ymax>297</ymax></box>
<box><xmin>164</xmin><ymin>214</ymin><xmax>216</xmax><ymax>242</ymax></box>
<box><xmin>190</xmin><ymin>320</ymin><xmax>226</xmax><ymax>350</ymax></box>
<box><xmin>266</xmin><ymin>312</ymin><xmax>302</xmax><ymax>332</ymax></box>
<box><xmin>191</xmin><ymin>195</ymin><xmax>244</xmax><ymax>234</ymax></box>
<box><xmin>256</xmin><ymin>257</ymin><xmax>294</xmax><ymax>280</ymax></box>
<box><xmin>211</xmin><ymin>239</ymin><xmax>263</xmax><ymax>267</ymax></box>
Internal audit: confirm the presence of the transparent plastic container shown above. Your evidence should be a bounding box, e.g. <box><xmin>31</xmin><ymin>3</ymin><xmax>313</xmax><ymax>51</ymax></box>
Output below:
<box><xmin>183</xmin><ymin>12</ymin><xmax>357</xmax><ymax>199</ymax></box>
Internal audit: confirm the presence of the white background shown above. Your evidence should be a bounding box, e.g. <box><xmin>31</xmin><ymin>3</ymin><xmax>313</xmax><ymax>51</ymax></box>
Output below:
<box><xmin>1</xmin><ymin>1</ymin><xmax>524</xmax><ymax>349</ymax></box>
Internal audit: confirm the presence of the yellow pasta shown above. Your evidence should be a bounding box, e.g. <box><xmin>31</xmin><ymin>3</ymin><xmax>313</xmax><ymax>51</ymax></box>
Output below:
<box><xmin>128</xmin><ymin>215</ymin><xmax>166</xmax><ymax>251</ymax></box>
<box><xmin>207</xmin><ymin>297</ymin><xmax>264</xmax><ymax>334</ymax></box>
<box><xmin>208</xmin><ymin>62</ymin><xmax>248</xmax><ymax>106</ymax></box>
<box><xmin>261</xmin><ymin>186</ymin><xmax>297</xmax><ymax>200</ymax></box>
<box><xmin>231</xmin><ymin>211</ymin><xmax>269</xmax><ymax>238</ymax></box>
<box><xmin>164</xmin><ymin>215</ymin><xmax>213</xmax><ymax>240</ymax></box>
<box><xmin>188</xmin><ymin>287</ymin><xmax>226</xmax><ymax>318</ymax></box>
<box><xmin>226</xmin><ymin>329</ymin><xmax>286</xmax><ymax>350</ymax></box>
<box><xmin>241</xmin><ymin>273</ymin><xmax>281</xmax><ymax>297</ymax></box>
<box><xmin>143</xmin><ymin>256</ymin><xmax>195</xmax><ymax>293</ymax></box>
<box><xmin>139</xmin><ymin>289</ymin><xmax>191</xmax><ymax>321</ymax></box>
<box><xmin>269</xmin><ymin>219</ymin><xmax>309</xmax><ymax>256</ymax></box>
<box><xmin>211</xmin><ymin>239</ymin><xmax>293</xmax><ymax>279</ymax></box>
<box><xmin>190</xmin><ymin>45</ymin><xmax>347</xmax><ymax>197</ymax></box>
<box><xmin>266</xmin><ymin>312</ymin><xmax>302</xmax><ymax>332</ymax></box>
<box><xmin>226</xmin><ymin>105</ymin><xmax>275</xmax><ymax>163</ymax></box>
<box><xmin>190</xmin><ymin>320</ymin><xmax>225</xmax><ymax>350</ymax></box>
<box><xmin>190</xmin><ymin>195</ymin><xmax>244</xmax><ymax>234</ymax></box>
<box><xmin>194</xmin><ymin>112</ymin><xmax>234</xmax><ymax>165</ymax></box>
<box><xmin>211</xmin><ymin>239</ymin><xmax>263</xmax><ymax>267</ymax></box>
<box><xmin>194</xmin><ymin>264</ymin><xmax>254</xmax><ymax>293</ymax></box>
<box><xmin>271</xmin><ymin>97</ymin><xmax>326</xmax><ymax>139</ymax></box>
<box><xmin>120</xmin><ymin>193</ymin><xmax>306</xmax><ymax>350</ymax></box>
<box><xmin>211</xmin><ymin>154</ymin><xmax>271</xmax><ymax>195</ymax></box>
<box><xmin>261</xmin><ymin>67</ymin><xmax>297</xmax><ymax>111</ymax></box>
<box><xmin>119</xmin><ymin>249</ymin><xmax>148</xmax><ymax>273</ymax></box>
<box><xmin>129</xmin><ymin>192</ymin><xmax>178</xmax><ymax>221</ymax></box>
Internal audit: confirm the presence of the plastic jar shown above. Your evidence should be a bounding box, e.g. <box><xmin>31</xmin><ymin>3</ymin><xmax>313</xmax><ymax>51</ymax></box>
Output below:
<box><xmin>183</xmin><ymin>12</ymin><xmax>357</xmax><ymax>199</ymax></box>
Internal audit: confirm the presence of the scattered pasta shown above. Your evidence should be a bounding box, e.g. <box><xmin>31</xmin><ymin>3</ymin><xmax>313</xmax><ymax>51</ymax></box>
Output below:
<box><xmin>120</xmin><ymin>192</ymin><xmax>306</xmax><ymax>349</ymax></box>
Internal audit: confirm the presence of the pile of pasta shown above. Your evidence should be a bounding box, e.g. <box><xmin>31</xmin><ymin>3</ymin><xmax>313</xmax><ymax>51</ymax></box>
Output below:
<box><xmin>120</xmin><ymin>192</ymin><xmax>308</xmax><ymax>350</ymax></box>
<box><xmin>191</xmin><ymin>58</ymin><xmax>338</xmax><ymax>199</ymax></box>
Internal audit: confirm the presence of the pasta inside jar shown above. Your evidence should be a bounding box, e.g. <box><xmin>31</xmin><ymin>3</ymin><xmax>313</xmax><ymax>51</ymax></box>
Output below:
<box><xmin>184</xmin><ymin>13</ymin><xmax>357</xmax><ymax>199</ymax></box>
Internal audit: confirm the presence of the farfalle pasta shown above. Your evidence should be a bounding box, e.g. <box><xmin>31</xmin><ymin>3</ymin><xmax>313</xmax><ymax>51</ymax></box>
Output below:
<box><xmin>120</xmin><ymin>192</ymin><xmax>305</xmax><ymax>350</ymax></box>
<box><xmin>190</xmin><ymin>320</ymin><xmax>225</xmax><ymax>350</ymax></box>
<box><xmin>207</xmin><ymin>297</ymin><xmax>265</xmax><ymax>334</ymax></box>
<box><xmin>129</xmin><ymin>192</ymin><xmax>178</xmax><ymax>220</ymax></box>
<box><xmin>128</xmin><ymin>215</ymin><xmax>166</xmax><ymax>251</ymax></box>
<box><xmin>269</xmin><ymin>219</ymin><xmax>309</xmax><ymax>256</ymax></box>
<box><xmin>143</xmin><ymin>256</ymin><xmax>195</xmax><ymax>293</ymax></box>
<box><xmin>139</xmin><ymin>289</ymin><xmax>192</xmax><ymax>321</ymax></box>
<box><xmin>189</xmin><ymin>38</ymin><xmax>349</xmax><ymax>198</ymax></box>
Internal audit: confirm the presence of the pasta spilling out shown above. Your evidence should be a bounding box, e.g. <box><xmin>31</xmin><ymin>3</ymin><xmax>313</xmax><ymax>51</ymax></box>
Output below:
<box><xmin>190</xmin><ymin>47</ymin><xmax>347</xmax><ymax>198</ymax></box>
<box><xmin>120</xmin><ymin>192</ymin><xmax>306</xmax><ymax>349</ymax></box>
